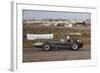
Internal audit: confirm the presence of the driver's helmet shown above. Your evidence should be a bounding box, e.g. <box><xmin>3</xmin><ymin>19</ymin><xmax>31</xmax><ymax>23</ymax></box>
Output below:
<box><xmin>66</xmin><ymin>36</ymin><xmax>70</xmax><ymax>40</ymax></box>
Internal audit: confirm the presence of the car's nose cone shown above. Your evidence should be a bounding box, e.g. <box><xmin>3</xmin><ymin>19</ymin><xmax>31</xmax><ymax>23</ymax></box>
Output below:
<box><xmin>33</xmin><ymin>42</ymin><xmax>43</xmax><ymax>48</ymax></box>
<box><xmin>34</xmin><ymin>42</ymin><xmax>43</xmax><ymax>46</ymax></box>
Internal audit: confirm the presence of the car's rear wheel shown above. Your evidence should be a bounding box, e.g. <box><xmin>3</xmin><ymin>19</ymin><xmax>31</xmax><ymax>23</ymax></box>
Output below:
<box><xmin>71</xmin><ymin>43</ymin><xmax>79</xmax><ymax>50</ymax></box>
<box><xmin>43</xmin><ymin>43</ymin><xmax>51</xmax><ymax>51</ymax></box>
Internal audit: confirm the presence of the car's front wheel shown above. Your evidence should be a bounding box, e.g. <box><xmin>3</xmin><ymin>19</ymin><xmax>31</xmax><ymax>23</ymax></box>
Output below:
<box><xmin>42</xmin><ymin>43</ymin><xmax>51</xmax><ymax>51</ymax></box>
<box><xmin>71</xmin><ymin>43</ymin><xmax>79</xmax><ymax>50</ymax></box>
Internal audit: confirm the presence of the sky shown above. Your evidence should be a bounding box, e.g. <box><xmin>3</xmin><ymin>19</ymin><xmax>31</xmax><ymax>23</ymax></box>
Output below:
<box><xmin>23</xmin><ymin>10</ymin><xmax>91</xmax><ymax>21</ymax></box>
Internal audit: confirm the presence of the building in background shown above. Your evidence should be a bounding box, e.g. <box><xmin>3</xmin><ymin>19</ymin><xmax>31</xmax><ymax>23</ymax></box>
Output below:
<box><xmin>23</xmin><ymin>19</ymin><xmax>91</xmax><ymax>27</ymax></box>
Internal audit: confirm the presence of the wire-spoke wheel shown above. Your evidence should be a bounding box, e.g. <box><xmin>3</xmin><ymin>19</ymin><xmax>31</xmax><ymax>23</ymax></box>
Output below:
<box><xmin>71</xmin><ymin>43</ymin><xmax>79</xmax><ymax>50</ymax></box>
<box><xmin>43</xmin><ymin>43</ymin><xmax>51</xmax><ymax>51</ymax></box>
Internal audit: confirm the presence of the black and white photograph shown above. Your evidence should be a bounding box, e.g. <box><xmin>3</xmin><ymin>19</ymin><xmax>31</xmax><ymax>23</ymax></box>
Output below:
<box><xmin>23</xmin><ymin>10</ymin><xmax>91</xmax><ymax>62</ymax></box>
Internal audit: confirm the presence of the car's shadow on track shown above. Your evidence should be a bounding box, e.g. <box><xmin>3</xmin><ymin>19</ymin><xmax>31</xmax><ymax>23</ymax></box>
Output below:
<box><xmin>23</xmin><ymin>47</ymin><xmax>90</xmax><ymax>52</ymax></box>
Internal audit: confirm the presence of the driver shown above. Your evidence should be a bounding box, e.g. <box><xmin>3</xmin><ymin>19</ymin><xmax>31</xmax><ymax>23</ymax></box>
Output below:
<box><xmin>60</xmin><ymin>38</ymin><xmax>65</xmax><ymax>42</ymax></box>
<box><xmin>66</xmin><ymin>36</ymin><xmax>70</xmax><ymax>41</ymax></box>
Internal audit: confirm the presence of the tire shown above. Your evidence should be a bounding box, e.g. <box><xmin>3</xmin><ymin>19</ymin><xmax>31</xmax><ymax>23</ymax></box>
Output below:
<box><xmin>42</xmin><ymin>43</ymin><xmax>51</xmax><ymax>51</ymax></box>
<box><xmin>71</xmin><ymin>43</ymin><xmax>79</xmax><ymax>51</ymax></box>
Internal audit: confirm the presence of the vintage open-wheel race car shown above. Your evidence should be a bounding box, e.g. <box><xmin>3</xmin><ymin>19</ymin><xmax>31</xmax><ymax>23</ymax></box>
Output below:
<box><xmin>34</xmin><ymin>36</ymin><xmax>83</xmax><ymax>51</ymax></box>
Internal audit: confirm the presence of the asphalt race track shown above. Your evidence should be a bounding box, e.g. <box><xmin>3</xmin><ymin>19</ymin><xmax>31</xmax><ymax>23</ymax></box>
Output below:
<box><xmin>23</xmin><ymin>47</ymin><xmax>91</xmax><ymax>62</ymax></box>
